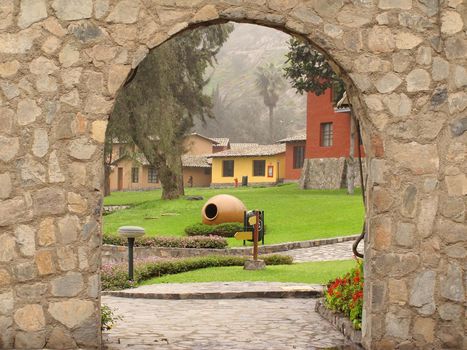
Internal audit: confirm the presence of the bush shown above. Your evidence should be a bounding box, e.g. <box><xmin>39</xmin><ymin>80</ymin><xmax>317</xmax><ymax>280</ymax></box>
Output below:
<box><xmin>103</xmin><ymin>232</ymin><xmax>228</xmax><ymax>249</ymax></box>
<box><xmin>324</xmin><ymin>259</ymin><xmax>363</xmax><ymax>330</ymax></box>
<box><xmin>102</xmin><ymin>254</ymin><xmax>293</xmax><ymax>290</ymax></box>
<box><xmin>185</xmin><ymin>222</ymin><xmax>243</xmax><ymax>238</ymax></box>
<box><xmin>101</xmin><ymin>304</ymin><xmax>122</xmax><ymax>331</ymax></box>
<box><xmin>262</xmin><ymin>254</ymin><xmax>293</xmax><ymax>265</ymax></box>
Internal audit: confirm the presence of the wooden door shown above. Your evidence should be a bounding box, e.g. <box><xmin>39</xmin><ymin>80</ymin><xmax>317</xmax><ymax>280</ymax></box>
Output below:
<box><xmin>117</xmin><ymin>167</ymin><xmax>123</xmax><ymax>190</ymax></box>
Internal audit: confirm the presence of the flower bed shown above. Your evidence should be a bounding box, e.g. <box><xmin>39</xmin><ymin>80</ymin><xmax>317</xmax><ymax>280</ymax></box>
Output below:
<box><xmin>324</xmin><ymin>259</ymin><xmax>363</xmax><ymax>330</ymax></box>
<box><xmin>102</xmin><ymin>254</ymin><xmax>293</xmax><ymax>290</ymax></box>
<box><xmin>103</xmin><ymin>232</ymin><xmax>228</xmax><ymax>249</ymax></box>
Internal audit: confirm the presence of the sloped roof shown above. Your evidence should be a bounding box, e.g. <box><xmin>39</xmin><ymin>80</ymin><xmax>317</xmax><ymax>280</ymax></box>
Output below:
<box><xmin>111</xmin><ymin>153</ymin><xmax>150</xmax><ymax>166</ymax></box>
<box><xmin>187</xmin><ymin>133</ymin><xmax>220</xmax><ymax>145</ymax></box>
<box><xmin>112</xmin><ymin>153</ymin><xmax>212</xmax><ymax>168</ymax></box>
<box><xmin>230</xmin><ymin>143</ymin><xmax>259</xmax><ymax>149</ymax></box>
<box><xmin>277</xmin><ymin>134</ymin><xmax>307</xmax><ymax>143</ymax></box>
<box><xmin>209</xmin><ymin>144</ymin><xmax>286</xmax><ymax>158</ymax></box>
<box><xmin>211</xmin><ymin>138</ymin><xmax>230</xmax><ymax>147</ymax></box>
<box><xmin>181</xmin><ymin>155</ymin><xmax>211</xmax><ymax>168</ymax></box>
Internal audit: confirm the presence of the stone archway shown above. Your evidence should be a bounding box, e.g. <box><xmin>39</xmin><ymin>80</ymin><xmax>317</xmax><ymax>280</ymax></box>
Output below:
<box><xmin>0</xmin><ymin>1</ymin><xmax>465</xmax><ymax>349</ymax></box>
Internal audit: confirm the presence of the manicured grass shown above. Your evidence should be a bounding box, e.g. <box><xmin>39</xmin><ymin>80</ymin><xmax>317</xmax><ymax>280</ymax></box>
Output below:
<box><xmin>103</xmin><ymin>184</ymin><xmax>364</xmax><ymax>246</ymax></box>
<box><xmin>141</xmin><ymin>260</ymin><xmax>355</xmax><ymax>285</ymax></box>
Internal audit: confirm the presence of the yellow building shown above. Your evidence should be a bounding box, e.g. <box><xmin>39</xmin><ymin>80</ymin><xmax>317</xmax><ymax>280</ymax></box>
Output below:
<box><xmin>210</xmin><ymin>144</ymin><xmax>286</xmax><ymax>186</ymax></box>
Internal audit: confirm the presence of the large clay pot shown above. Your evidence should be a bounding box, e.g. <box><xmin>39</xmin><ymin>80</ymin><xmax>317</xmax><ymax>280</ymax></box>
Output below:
<box><xmin>201</xmin><ymin>194</ymin><xmax>247</xmax><ymax>225</ymax></box>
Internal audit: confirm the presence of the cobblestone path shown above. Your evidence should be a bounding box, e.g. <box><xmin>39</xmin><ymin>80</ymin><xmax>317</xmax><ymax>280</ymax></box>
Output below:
<box><xmin>103</xmin><ymin>241</ymin><xmax>361</xmax><ymax>349</ymax></box>
<box><xmin>281</xmin><ymin>240</ymin><xmax>357</xmax><ymax>262</ymax></box>
<box><xmin>103</xmin><ymin>297</ymin><xmax>355</xmax><ymax>350</ymax></box>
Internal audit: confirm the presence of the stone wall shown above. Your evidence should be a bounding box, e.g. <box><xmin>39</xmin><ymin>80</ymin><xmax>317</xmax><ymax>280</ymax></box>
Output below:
<box><xmin>299</xmin><ymin>157</ymin><xmax>366</xmax><ymax>190</ymax></box>
<box><xmin>102</xmin><ymin>235</ymin><xmax>359</xmax><ymax>264</ymax></box>
<box><xmin>0</xmin><ymin>0</ymin><xmax>465</xmax><ymax>349</ymax></box>
<box><xmin>300</xmin><ymin>157</ymin><xmax>346</xmax><ymax>189</ymax></box>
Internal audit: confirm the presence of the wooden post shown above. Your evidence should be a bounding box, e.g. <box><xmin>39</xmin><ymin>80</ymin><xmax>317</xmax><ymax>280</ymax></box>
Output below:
<box><xmin>253</xmin><ymin>210</ymin><xmax>259</xmax><ymax>261</ymax></box>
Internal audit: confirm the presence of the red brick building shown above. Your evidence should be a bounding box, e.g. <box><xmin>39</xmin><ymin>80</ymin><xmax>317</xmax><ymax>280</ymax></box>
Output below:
<box><xmin>306</xmin><ymin>88</ymin><xmax>363</xmax><ymax>159</ymax></box>
<box><xmin>281</xmin><ymin>88</ymin><xmax>365</xmax><ymax>188</ymax></box>
<box><xmin>278</xmin><ymin>134</ymin><xmax>306</xmax><ymax>181</ymax></box>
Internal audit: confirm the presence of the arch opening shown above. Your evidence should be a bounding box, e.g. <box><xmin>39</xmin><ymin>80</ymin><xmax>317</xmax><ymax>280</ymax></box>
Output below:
<box><xmin>102</xmin><ymin>18</ymin><xmax>369</xmax><ymax>350</ymax></box>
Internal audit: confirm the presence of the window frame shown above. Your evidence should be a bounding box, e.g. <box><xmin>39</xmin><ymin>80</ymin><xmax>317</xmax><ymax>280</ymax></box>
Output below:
<box><xmin>147</xmin><ymin>167</ymin><xmax>158</xmax><ymax>183</ymax></box>
<box><xmin>320</xmin><ymin>122</ymin><xmax>333</xmax><ymax>147</ymax></box>
<box><xmin>252</xmin><ymin>160</ymin><xmax>266</xmax><ymax>177</ymax></box>
<box><xmin>131</xmin><ymin>167</ymin><xmax>139</xmax><ymax>183</ymax></box>
<box><xmin>118</xmin><ymin>146</ymin><xmax>125</xmax><ymax>158</ymax></box>
<box><xmin>222</xmin><ymin>160</ymin><xmax>234</xmax><ymax>177</ymax></box>
<box><xmin>293</xmin><ymin>145</ymin><xmax>305</xmax><ymax>169</ymax></box>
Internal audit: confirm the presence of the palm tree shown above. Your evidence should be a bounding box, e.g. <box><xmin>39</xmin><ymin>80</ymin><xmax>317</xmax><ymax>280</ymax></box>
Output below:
<box><xmin>255</xmin><ymin>63</ymin><xmax>286</xmax><ymax>142</ymax></box>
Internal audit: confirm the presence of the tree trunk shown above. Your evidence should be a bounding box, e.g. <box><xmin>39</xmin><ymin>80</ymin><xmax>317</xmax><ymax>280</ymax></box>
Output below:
<box><xmin>346</xmin><ymin>114</ymin><xmax>356</xmax><ymax>195</ymax></box>
<box><xmin>158</xmin><ymin>159</ymin><xmax>184</xmax><ymax>200</ymax></box>
<box><xmin>268</xmin><ymin>106</ymin><xmax>274</xmax><ymax>143</ymax></box>
<box><xmin>104</xmin><ymin>165</ymin><xmax>111</xmax><ymax>197</ymax></box>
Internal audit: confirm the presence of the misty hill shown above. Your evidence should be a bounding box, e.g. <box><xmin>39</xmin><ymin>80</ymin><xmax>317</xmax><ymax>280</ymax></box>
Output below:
<box><xmin>193</xmin><ymin>23</ymin><xmax>307</xmax><ymax>144</ymax></box>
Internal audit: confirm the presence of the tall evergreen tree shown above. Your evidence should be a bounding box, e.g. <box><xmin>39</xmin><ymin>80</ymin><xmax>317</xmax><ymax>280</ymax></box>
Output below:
<box><xmin>107</xmin><ymin>24</ymin><xmax>233</xmax><ymax>199</ymax></box>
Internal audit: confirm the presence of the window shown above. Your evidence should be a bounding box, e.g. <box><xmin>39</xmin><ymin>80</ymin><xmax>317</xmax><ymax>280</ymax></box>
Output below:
<box><xmin>131</xmin><ymin>167</ymin><xmax>139</xmax><ymax>183</ymax></box>
<box><xmin>293</xmin><ymin>146</ymin><xmax>305</xmax><ymax>169</ymax></box>
<box><xmin>118</xmin><ymin>146</ymin><xmax>125</xmax><ymax>157</ymax></box>
<box><xmin>148</xmin><ymin>167</ymin><xmax>158</xmax><ymax>183</ymax></box>
<box><xmin>253</xmin><ymin>160</ymin><xmax>266</xmax><ymax>177</ymax></box>
<box><xmin>204</xmin><ymin>167</ymin><xmax>212</xmax><ymax>175</ymax></box>
<box><xmin>222</xmin><ymin>160</ymin><xmax>234</xmax><ymax>177</ymax></box>
<box><xmin>320</xmin><ymin>123</ymin><xmax>333</xmax><ymax>147</ymax></box>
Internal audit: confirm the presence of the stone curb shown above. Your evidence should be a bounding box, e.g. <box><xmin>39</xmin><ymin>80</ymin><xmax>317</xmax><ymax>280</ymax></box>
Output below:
<box><xmin>102</xmin><ymin>234</ymin><xmax>360</xmax><ymax>264</ymax></box>
<box><xmin>315</xmin><ymin>299</ymin><xmax>363</xmax><ymax>347</ymax></box>
<box><xmin>103</xmin><ymin>287</ymin><xmax>323</xmax><ymax>300</ymax></box>
<box><xmin>252</xmin><ymin>234</ymin><xmax>359</xmax><ymax>254</ymax></box>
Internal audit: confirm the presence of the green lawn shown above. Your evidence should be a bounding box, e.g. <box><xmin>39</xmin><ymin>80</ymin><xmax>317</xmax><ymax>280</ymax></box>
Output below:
<box><xmin>141</xmin><ymin>260</ymin><xmax>355</xmax><ymax>285</ymax></box>
<box><xmin>103</xmin><ymin>184</ymin><xmax>364</xmax><ymax>246</ymax></box>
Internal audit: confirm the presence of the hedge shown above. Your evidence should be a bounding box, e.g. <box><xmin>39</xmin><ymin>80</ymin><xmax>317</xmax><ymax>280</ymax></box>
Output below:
<box><xmin>102</xmin><ymin>254</ymin><xmax>293</xmax><ymax>290</ymax></box>
<box><xmin>103</xmin><ymin>233</ymin><xmax>228</xmax><ymax>249</ymax></box>
<box><xmin>185</xmin><ymin>222</ymin><xmax>244</xmax><ymax>238</ymax></box>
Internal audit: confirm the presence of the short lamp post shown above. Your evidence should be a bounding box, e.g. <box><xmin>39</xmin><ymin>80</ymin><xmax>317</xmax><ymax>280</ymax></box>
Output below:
<box><xmin>118</xmin><ymin>226</ymin><xmax>145</xmax><ymax>281</ymax></box>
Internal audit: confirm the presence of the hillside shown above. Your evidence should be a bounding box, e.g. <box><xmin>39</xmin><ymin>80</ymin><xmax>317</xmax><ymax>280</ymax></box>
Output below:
<box><xmin>193</xmin><ymin>23</ymin><xmax>307</xmax><ymax>143</ymax></box>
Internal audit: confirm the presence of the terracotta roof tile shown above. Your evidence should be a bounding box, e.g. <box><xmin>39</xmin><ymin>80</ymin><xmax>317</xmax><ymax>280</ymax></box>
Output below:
<box><xmin>211</xmin><ymin>138</ymin><xmax>230</xmax><ymax>147</ymax></box>
<box><xmin>277</xmin><ymin>134</ymin><xmax>307</xmax><ymax>143</ymax></box>
<box><xmin>209</xmin><ymin>144</ymin><xmax>285</xmax><ymax>158</ymax></box>
<box><xmin>182</xmin><ymin>155</ymin><xmax>211</xmax><ymax>168</ymax></box>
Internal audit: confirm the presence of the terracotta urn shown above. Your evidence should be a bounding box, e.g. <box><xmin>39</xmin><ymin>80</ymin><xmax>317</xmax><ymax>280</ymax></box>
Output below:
<box><xmin>201</xmin><ymin>194</ymin><xmax>247</xmax><ymax>225</ymax></box>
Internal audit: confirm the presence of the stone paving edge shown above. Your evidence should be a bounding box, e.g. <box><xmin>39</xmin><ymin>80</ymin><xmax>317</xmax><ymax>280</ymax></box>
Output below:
<box><xmin>315</xmin><ymin>298</ymin><xmax>363</xmax><ymax>347</ymax></box>
<box><xmin>102</xmin><ymin>287</ymin><xmax>324</xmax><ymax>300</ymax></box>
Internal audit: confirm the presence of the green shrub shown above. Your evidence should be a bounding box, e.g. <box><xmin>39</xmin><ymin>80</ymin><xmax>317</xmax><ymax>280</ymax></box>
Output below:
<box><xmin>102</xmin><ymin>254</ymin><xmax>293</xmax><ymax>290</ymax></box>
<box><xmin>103</xmin><ymin>232</ymin><xmax>228</xmax><ymax>249</ymax></box>
<box><xmin>215</xmin><ymin>223</ymin><xmax>244</xmax><ymax>237</ymax></box>
<box><xmin>101</xmin><ymin>304</ymin><xmax>122</xmax><ymax>331</ymax></box>
<box><xmin>184</xmin><ymin>223</ymin><xmax>215</xmax><ymax>236</ymax></box>
<box><xmin>185</xmin><ymin>222</ymin><xmax>243</xmax><ymax>238</ymax></box>
<box><xmin>324</xmin><ymin>259</ymin><xmax>363</xmax><ymax>330</ymax></box>
<box><xmin>262</xmin><ymin>254</ymin><xmax>293</xmax><ymax>265</ymax></box>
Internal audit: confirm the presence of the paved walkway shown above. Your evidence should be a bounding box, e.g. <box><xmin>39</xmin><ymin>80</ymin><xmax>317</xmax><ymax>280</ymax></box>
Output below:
<box><xmin>102</xmin><ymin>240</ymin><xmax>362</xmax><ymax>349</ymax></box>
<box><xmin>103</xmin><ymin>297</ymin><xmax>357</xmax><ymax>350</ymax></box>
<box><xmin>281</xmin><ymin>240</ymin><xmax>357</xmax><ymax>262</ymax></box>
